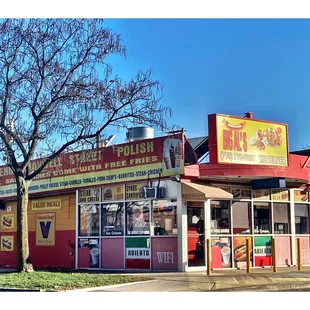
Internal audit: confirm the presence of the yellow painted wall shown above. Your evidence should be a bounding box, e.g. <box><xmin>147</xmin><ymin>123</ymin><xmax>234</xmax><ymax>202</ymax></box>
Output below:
<box><xmin>0</xmin><ymin>193</ymin><xmax>76</xmax><ymax>233</ymax></box>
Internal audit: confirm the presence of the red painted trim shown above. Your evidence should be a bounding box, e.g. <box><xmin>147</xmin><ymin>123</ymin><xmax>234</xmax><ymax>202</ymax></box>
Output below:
<box><xmin>208</xmin><ymin>114</ymin><xmax>218</xmax><ymax>164</ymax></box>
<box><xmin>198</xmin><ymin>163</ymin><xmax>309</xmax><ymax>182</ymax></box>
<box><xmin>302</xmin><ymin>157</ymin><xmax>310</xmax><ymax>169</ymax></box>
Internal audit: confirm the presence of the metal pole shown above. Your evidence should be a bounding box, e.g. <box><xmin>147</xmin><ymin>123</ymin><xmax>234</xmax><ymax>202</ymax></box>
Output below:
<box><xmin>272</xmin><ymin>238</ymin><xmax>277</xmax><ymax>272</ymax></box>
<box><xmin>246</xmin><ymin>238</ymin><xmax>251</xmax><ymax>273</ymax></box>
<box><xmin>297</xmin><ymin>238</ymin><xmax>302</xmax><ymax>270</ymax></box>
<box><xmin>207</xmin><ymin>238</ymin><xmax>211</xmax><ymax>275</ymax></box>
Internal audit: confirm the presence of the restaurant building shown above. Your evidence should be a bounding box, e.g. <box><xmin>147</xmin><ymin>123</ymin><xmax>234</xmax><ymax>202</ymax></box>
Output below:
<box><xmin>1</xmin><ymin>112</ymin><xmax>310</xmax><ymax>272</ymax></box>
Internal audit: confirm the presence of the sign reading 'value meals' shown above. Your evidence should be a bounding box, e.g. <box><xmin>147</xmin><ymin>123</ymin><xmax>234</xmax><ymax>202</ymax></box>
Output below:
<box><xmin>209</xmin><ymin>114</ymin><xmax>288</xmax><ymax>167</ymax></box>
<box><xmin>0</xmin><ymin>134</ymin><xmax>184</xmax><ymax>198</ymax></box>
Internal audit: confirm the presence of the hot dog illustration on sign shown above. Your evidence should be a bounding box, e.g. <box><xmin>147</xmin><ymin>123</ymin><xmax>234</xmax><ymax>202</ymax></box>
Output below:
<box><xmin>1</xmin><ymin>214</ymin><xmax>14</xmax><ymax>229</ymax></box>
<box><xmin>222</xmin><ymin>119</ymin><xmax>248</xmax><ymax>152</ymax></box>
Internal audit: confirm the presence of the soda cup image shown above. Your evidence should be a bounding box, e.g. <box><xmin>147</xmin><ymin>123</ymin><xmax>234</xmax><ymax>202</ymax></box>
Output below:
<box><xmin>163</xmin><ymin>138</ymin><xmax>182</xmax><ymax>170</ymax></box>
<box><xmin>221</xmin><ymin>246</ymin><xmax>231</xmax><ymax>265</ymax></box>
<box><xmin>90</xmin><ymin>247</ymin><xmax>100</xmax><ymax>266</ymax></box>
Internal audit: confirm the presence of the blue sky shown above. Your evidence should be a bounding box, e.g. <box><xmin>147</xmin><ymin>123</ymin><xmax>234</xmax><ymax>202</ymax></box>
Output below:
<box><xmin>102</xmin><ymin>19</ymin><xmax>310</xmax><ymax>151</ymax></box>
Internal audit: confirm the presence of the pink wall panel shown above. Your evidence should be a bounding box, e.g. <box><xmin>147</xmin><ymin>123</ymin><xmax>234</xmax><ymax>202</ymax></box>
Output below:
<box><xmin>275</xmin><ymin>236</ymin><xmax>291</xmax><ymax>266</ymax></box>
<box><xmin>101</xmin><ymin>238</ymin><xmax>125</xmax><ymax>269</ymax></box>
<box><xmin>151</xmin><ymin>237</ymin><xmax>178</xmax><ymax>270</ymax></box>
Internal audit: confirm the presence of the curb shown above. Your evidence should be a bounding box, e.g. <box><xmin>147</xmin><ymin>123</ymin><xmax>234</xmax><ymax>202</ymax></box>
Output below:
<box><xmin>62</xmin><ymin>280</ymin><xmax>159</xmax><ymax>292</ymax></box>
<box><xmin>212</xmin><ymin>281</ymin><xmax>310</xmax><ymax>292</ymax></box>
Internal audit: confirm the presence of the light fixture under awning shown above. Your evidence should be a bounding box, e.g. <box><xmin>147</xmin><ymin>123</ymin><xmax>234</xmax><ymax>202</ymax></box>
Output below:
<box><xmin>182</xmin><ymin>182</ymin><xmax>233</xmax><ymax>200</ymax></box>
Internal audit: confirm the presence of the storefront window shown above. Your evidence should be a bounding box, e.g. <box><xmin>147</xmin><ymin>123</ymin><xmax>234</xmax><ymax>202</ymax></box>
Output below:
<box><xmin>295</xmin><ymin>204</ymin><xmax>310</xmax><ymax>234</ymax></box>
<box><xmin>273</xmin><ymin>203</ymin><xmax>290</xmax><ymax>234</ymax></box>
<box><xmin>101</xmin><ymin>203</ymin><xmax>124</xmax><ymax>236</ymax></box>
<box><xmin>211</xmin><ymin>201</ymin><xmax>230</xmax><ymax>234</ymax></box>
<box><xmin>126</xmin><ymin>201</ymin><xmax>150</xmax><ymax>235</ymax></box>
<box><xmin>152</xmin><ymin>200</ymin><xmax>177</xmax><ymax>235</ymax></box>
<box><xmin>79</xmin><ymin>204</ymin><xmax>100</xmax><ymax>236</ymax></box>
<box><xmin>232</xmin><ymin>202</ymin><xmax>251</xmax><ymax>234</ymax></box>
<box><xmin>254</xmin><ymin>202</ymin><xmax>271</xmax><ymax>234</ymax></box>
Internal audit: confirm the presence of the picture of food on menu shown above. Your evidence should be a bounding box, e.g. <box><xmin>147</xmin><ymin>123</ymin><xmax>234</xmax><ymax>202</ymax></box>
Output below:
<box><xmin>163</xmin><ymin>138</ymin><xmax>182</xmax><ymax>170</ymax></box>
<box><xmin>102</xmin><ymin>186</ymin><xmax>124</xmax><ymax>201</ymax></box>
<box><xmin>0</xmin><ymin>236</ymin><xmax>14</xmax><ymax>251</ymax></box>
<box><xmin>103</xmin><ymin>187</ymin><xmax>113</xmax><ymax>200</ymax></box>
<box><xmin>249</xmin><ymin>127</ymin><xmax>283</xmax><ymax>150</ymax></box>
<box><xmin>1</xmin><ymin>214</ymin><xmax>14</xmax><ymax>229</ymax></box>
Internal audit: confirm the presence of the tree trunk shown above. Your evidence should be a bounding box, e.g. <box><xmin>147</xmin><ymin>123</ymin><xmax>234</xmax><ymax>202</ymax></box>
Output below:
<box><xmin>16</xmin><ymin>177</ymin><xmax>33</xmax><ymax>272</ymax></box>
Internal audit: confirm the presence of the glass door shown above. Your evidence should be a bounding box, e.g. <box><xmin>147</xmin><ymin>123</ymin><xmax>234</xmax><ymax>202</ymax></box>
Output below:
<box><xmin>187</xmin><ymin>203</ymin><xmax>205</xmax><ymax>267</ymax></box>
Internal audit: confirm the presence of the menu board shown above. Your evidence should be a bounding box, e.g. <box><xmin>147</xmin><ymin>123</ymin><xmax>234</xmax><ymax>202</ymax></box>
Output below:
<box><xmin>102</xmin><ymin>185</ymin><xmax>124</xmax><ymax>201</ymax></box>
<box><xmin>125</xmin><ymin>183</ymin><xmax>145</xmax><ymax>200</ymax></box>
<box><xmin>271</xmin><ymin>189</ymin><xmax>289</xmax><ymax>201</ymax></box>
<box><xmin>231</xmin><ymin>187</ymin><xmax>251</xmax><ymax>199</ymax></box>
<box><xmin>252</xmin><ymin>189</ymin><xmax>270</xmax><ymax>200</ymax></box>
<box><xmin>78</xmin><ymin>188</ymin><xmax>100</xmax><ymax>203</ymax></box>
<box><xmin>294</xmin><ymin>190</ymin><xmax>309</xmax><ymax>202</ymax></box>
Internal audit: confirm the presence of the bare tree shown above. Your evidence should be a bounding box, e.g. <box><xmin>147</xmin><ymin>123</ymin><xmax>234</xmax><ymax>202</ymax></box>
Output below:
<box><xmin>0</xmin><ymin>19</ymin><xmax>172</xmax><ymax>272</ymax></box>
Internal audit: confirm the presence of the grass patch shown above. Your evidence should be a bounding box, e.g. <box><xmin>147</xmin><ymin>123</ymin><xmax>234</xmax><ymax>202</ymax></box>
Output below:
<box><xmin>0</xmin><ymin>271</ymin><xmax>154</xmax><ymax>291</ymax></box>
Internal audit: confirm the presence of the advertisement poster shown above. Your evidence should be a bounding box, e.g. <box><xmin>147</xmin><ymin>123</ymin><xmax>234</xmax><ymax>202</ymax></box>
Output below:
<box><xmin>152</xmin><ymin>237</ymin><xmax>178</xmax><ymax>270</ymax></box>
<box><xmin>125</xmin><ymin>237</ymin><xmax>150</xmax><ymax>269</ymax></box>
<box><xmin>126</xmin><ymin>201</ymin><xmax>150</xmax><ymax>235</ymax></box>
<box><xmin>211</xmin><ymin>237</ymin><xmax>231</xmax><ymax>269</ymax></box>
<box><xmin>231</xmin><ymin>187</ymin><xmax>251</xmax><ymax>199</ymax></box>
<box><xmin>254</xmin><ymin>236</ymin><xmax>272</xmax><ymax>267</ymax></box>
<box><xmin>36</xmin><ymin>213</ymin><xmax>55</xmax><ymax>246</ymax></box>
<box><xmin>101</xmin><ymin>203</ymin><xmax>124</xmax><ymax>236</ymax></box>
<box><xmin>162</xmin><ymin>137</ymin><xmax>183</xmax><ymax>173</ymax></box>
<box><xmin>0</xmin><ymin>213</ymin><xmax>14</xmax><ymax>230</ymax></box>
<box><xmin>78</xmin><ymin>238</ymin><xmax>100</xmax><ymax>268</ymax></box>
<box><xmin>271</xmin><ymin>189</ymin><xmax>289</xmax><ymax>201</ymax></box>
<box><xmin>294</xmin><ymin>190</ymin><xmax>309</xmax><ymax>203</ymax></box>
<box><xmin>79</xmin><ymin>204</ymin><xmax>99</xmax><ymax>236</ymax></box>
<box><xmin>215</xmin><ymin>115</ymin><xmax>288</xmax><ymax>166</ymax></box>
<box><xmin>233</xmin><ymin>236</ymin><xmax>252</xmax><ymax>268</ymax></box>
<box><xmin>0</xmin><ymin>235</ymin><xmax>14</xmax><ymax>251</ymax></box>
<box><xmin>102</xmin><ymin>185</ymin><xmax>124</xmax><ymax>201</ymax></box>
<box><xmin>252</xmin><ymin>189</ymin><xmax>270</xmax><ymax>201</ymax></box>
<box><xmin>0</xmin><ymin>133</ymin><xmax>184</xmax><ymax>199</ymax></box>
<box><xmin>32</xmin><ymin>199</ymin><xmax>62</xmax><ymax>211</ymax></box>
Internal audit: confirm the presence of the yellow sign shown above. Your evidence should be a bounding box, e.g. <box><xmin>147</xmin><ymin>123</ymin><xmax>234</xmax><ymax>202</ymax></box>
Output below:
<box><xmin>0</xmin><ymin>236</ymin><xmax>14</xmax><ymax>251</ymax></box>
<box><xmin>78</xmin><ymin>187</ymin><xmax>100</xmax><ymax>203</ymax></box>
<box><xmin>0</xmin><ymin>213</ymin><xmax>14</xmax><ymax>230</ymax></box>
<box><xmin>36</xmin><ymin>213</ymin><xmax>55</xmax><ymax>246</ymax></box>
<box><xmin>125</xmin><ymin>183</ymin><xmax>145</xmax><ymax>200</ymax></box>
<box><xmin>271</xmin><ymin>189</ymin><xmax>289</xmax><ymax>201</ymax></box>
<box><xmin>253</xmin><ymin>189</ymin><xmax>270</xmax><ymax>200</ymax></box>
<box><xmin>32</xmin><ymin>199</ymin><xmax>62</xmax><ymax>211</ymax></box>
<box><xmin>294</xmin><ymin>190</ymin><xmax>309</xmax><ymax>202</ymax></box>
<box><xmin>216</xmin><ymin>115</ymin><xmax>288</xmax><ymax>166</ymax></box>
<box><xmin>102</xmin><ymin>185</ymin><xmax>124</xmax><ymax>201</ymax></box>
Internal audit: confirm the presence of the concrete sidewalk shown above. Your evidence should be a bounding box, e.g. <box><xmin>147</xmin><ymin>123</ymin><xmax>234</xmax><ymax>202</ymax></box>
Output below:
<box><xmin>77</xmin><ymin>267</ymin><xmax>310</xmax><ymax>292</ymax></box>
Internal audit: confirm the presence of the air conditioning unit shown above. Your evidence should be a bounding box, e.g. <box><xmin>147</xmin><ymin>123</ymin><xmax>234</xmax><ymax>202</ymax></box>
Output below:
<box><xmin>143</xmin><ymin>187</ymin><xmax>165</xmax><ymax>199</ymax></box>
